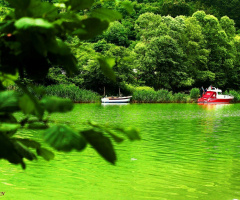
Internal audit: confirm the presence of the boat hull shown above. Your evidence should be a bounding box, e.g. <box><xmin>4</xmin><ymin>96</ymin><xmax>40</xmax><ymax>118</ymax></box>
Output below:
<box><xmin>198</xmin><ymin>98</ymin><xmax>233</xmax><ymax>103</ymax></box>
<box><xmin>101</xmin><ymin>97</ymin><xmax>131</xmax><ymax>103</ymax></box>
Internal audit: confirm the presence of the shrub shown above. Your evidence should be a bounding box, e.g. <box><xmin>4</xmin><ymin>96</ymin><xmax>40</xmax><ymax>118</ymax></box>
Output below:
<box><xmin>224</xmin><ymin>90</ymin><xmax>240</xmax><ymax>103</ymax></box>
<box><xmin>172</xmin><ymin>92</ymin><xmax>188</xmax><ymax>103</ymax></box>
<box><xmin>190</xmin><ymin>88</ymin><xmax>200</xmax><ymax>99</ymax></box>
<box><xmin>132</xmin><ymin>89</ymin><xmax>188</xmax><ymax>103</ymax></box>
<box><xmin>124</xmin><ymin>84</ymin><xmax>154</xmax><ymax>94</ymax></box>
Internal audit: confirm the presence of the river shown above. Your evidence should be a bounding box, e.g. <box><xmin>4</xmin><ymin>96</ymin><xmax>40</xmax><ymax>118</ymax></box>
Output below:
<box><xmin>1</xmin><ymin>103</ymin><xmax>240</xmax><ymax>200</ymax></box>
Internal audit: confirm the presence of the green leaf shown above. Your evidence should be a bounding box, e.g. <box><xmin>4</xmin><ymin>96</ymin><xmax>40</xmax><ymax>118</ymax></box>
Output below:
<box><xmin>40</xmin><ymin>96</ymin><xmax>73</xmax><ymax>113</ymax></box>
<box><xmin>0</xmin><ymin>21</ymin><xmax>15</xmax><ymax>33</ymax></box>
<box><xmin>0</xmin><ymin>113</ymin><xmax>17</xmax><ymax>123</ymax></box>
<box><xmin>36</xmin><ymin>147</ymin><xmax>54</xmax><ymax>161</ymax></box>
<box><xmin>28</xmin><ymin>1</ymin><xmax>58</xmax><ymax>20</ymax></box>
<box><xmin>121</xmin><ymin>127</ymin><xmax>141</xmax><ymax>141</ymax></box>
<box><xmin>81</xmin><ymin>129</ymin><xmax>116</xmax><ymax>164</ymax></box>
<box><xmin>65</xmin><ymin>0</ymin><xmax>94</xmax><ymax>11</ymax></box>
<box><xmin>107</xmin><ymin>131</ymin><xmax>124</xmax><ymax>144</ymax></box>
<box><xmin>12</xmin><ymin>141</ymin><xmax>37</xmax><ymax>161</ymax></box>
<box><xmin>48</xmin><ymin>39</ymin><xmax>71</xmax><ymax>56</ymax></box>
<box><xmin>43</xmin><ymin>125</ymin><xmax>87</xmax><ymax>152</ymax></box>
<box><xmin>0</xmin><ymin>123</ymin><xmax>20</xmax><ymax>136</ymax></box>
<box><xmin>120</xmin><ymin>1</ymin><xmax>134</xmax><ymax>14</ymax></box>
<box><xmin>27</xmin><ymin>123</ymin><xmax>48</xmax><ymax>130</ymax></box>
<box><xmin>0</xmin><ymin>82</ymin><xmax>4</xmax><ymax>91</ymax></box>
<box><xmin>16</xmin><ymin>138</ymin><xmax>41</xmax><ymax>149</ymax></box>
<box><xmin>15</xmin><ymin>17</ymin><xmax>54</xmax><ymax>31</ymax></box>
<box><xmin>0</xmin><ymin>72</ymin><xmax>19</xmax><ymax>87</ymax></box>
<box><xmin>0</xmin><ymin>134</ymin><xmax>26</xmax><ymax>169</ymax></box>
<box><xmin>0</xmin><ymin>91</ymin><xmax>20</xmax><ymax>113</ymax></box>
<box><xmin>19</xmin><ymin>94</ymin><xmax>35</xmax><ymax>115</ymax></box>
<box><xmin>17</xmin><ymin>83</ymin><xmax>44</xmax><ymax>120</ymax></box>
<box><xmin>6</xmin><ymin>0</ymin><xmax>30</xmax><ymax>10</ymax></box>
<box><xmin>98</xmin><ymin>57</ymin><xmax>116</xmax><ymax>81</ymax></box>
<box><xmin>48</xmin><ymin>53</ymin><xmax>78</xmax><ymax>76</ymax></box>
<box><xmin>73</xmin><ymin>18</ymin><xmax>109</xmax><ymax>40</ymax></box>
<box><xmin>16</xmin><ymin>138</ymin><xmax>54</xmax><ymax>161</ymax></box>
<box><xmin>90</xmin><ymin>8</ymin><xmax>122</xmax><ymax>22</ymax></box>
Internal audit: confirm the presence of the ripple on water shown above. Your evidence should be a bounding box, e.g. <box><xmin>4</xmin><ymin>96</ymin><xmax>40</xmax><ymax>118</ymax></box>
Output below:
<box><xmin>2</xmin><ymin>103</ymin><xmax>240</xmax><ymax>200</ymax></box>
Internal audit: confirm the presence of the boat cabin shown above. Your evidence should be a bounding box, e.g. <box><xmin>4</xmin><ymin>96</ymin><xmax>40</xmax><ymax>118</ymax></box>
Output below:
<box><xmin>203</xmin><ymin>87</ymin><xmax>222</xmax><ymax>99</ymax></box>
<box><xmin>202</xmin><ymin>91</ymin><xmax>217</xmax><ymax>98</ymax></box>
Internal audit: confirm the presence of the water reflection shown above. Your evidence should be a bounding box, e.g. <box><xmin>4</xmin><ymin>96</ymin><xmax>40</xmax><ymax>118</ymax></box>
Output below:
<box><xmin>198</xmin><ymin>103</ymin><xmax>232</xmax><ymax>110</ymax></box>
<box><xmin>101</xmin><ymin>103</ymin><xmax>129</xmax><ymax>106</ymax></box>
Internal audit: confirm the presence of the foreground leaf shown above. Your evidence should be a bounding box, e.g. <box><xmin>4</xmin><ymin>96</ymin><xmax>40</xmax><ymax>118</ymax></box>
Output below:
<box><xmin>0</xmin><ymin>91</ymin><xmax>20</xmax><ymax>113</ymax></box>
<box><xmin>90</xmin><ymin>8</ymin><xmax>122</xmax><ymax>22</ymax></box>
<box><xmin>43</xmin><ymin>125</ymin><xmax>87</xmax><ymax>152</ymax></box>
<box><xmin>65</xmin><ymin>0</ymin><xmax>94</xmax><ymax>11</ymax></box>
<box><xmin>119</xmin><ymin>1</ymin><xmax>134</xmax><ymax>14</ymax></box>
<box><xmin>37</xmin><ymin>147</ymin><xmax>55</xmax><ymax>161</ymax></box>
<box><xmin>17</xmin><ymin>83</ymin><xmax>44</xmax><ymax>120</ymax></box>
<box><xmin>27</xmin><ymin>122</ymin><xmax>49</xmax><ymax>130</ymax></box>
<box><xmin>73</xmin><ymin>18</ymin><xmax>109</xmax><ymax>40</ymax></box>
<box><xmin>12</xmin><ymin>141</ymin><xmax>37</xmax><ymax>161</ymax></box>
<box><xmin>81</xmin><ymin>129</ymin><xmax>116</xmax><ymax>164</ymax></box>
<box><xmin>0</xmin><ymin>113</ymin><xmax>17</xmax><ymax>123</ymax></box>
<box><xmin>6</xmin><ymin>0</ymin><xmax>30</xmax><ymax>10</ymax></box>
<box><xmin>98</xmin><ymin>57</ymin><xmax>116</xmax><ymax>81</ymax></box>
<box><xmin>106</xmin><ymin>131</ymin><xmax>124</xmax><ymax>144</ymax></box>
<box><xmin>16</xmin><ymin>138</ymin><xmax>41</xmax><ymax>149</ymax></box>
<box><xmin>16</xmin><ymin>138</ymin><xmax>54</xmax><ymax>161</ymax></box>
<box><xmin>19</xmin><ymin>94</ymin><xmax>36</xmax><ymax>115</ymax></box>
<box><xmin>0</xmin><ymin>134</ymin><xmax>26</xmax><ymax>169</ymax></box>
<box><xmin>120</xmin><ymin>127</ymin><xmax>141</xmax><ymax>141</ymax></box>
<box><xmin>15</xmin><ymin>17</ymin><xmax>54</xmax><ymax>31</ymax></box>
<box><xmin>0</xmin><ymin>123</ymin><xmax>20</xmax><ymax>136</ymax></box>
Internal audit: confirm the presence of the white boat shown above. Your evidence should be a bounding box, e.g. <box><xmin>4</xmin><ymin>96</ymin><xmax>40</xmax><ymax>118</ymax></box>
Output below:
<box><xmin>101</xmin><ymin>96</ymin><xmax>132</xmax><ymax>103</ymax></box>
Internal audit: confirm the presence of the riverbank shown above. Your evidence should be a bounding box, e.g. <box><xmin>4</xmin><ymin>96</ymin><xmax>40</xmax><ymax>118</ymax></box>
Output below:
<box><xmin>11</xmin><ymin>84</ymin><xmax>240</xmax><ymax>103</ymax></box>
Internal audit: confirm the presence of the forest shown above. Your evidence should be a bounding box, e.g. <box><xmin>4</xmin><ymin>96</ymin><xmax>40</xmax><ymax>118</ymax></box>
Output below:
<box><xmin>1</xmin><ymin>0</ymin><xmax>240</xmax><ymax>95</ymax></box>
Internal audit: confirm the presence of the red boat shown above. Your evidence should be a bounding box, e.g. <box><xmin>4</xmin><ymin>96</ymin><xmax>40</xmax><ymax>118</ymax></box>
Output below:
<box><xmin>198</xmin><ymin>87</ymin><xmax>234</xmax><ymax>103</ymax></box>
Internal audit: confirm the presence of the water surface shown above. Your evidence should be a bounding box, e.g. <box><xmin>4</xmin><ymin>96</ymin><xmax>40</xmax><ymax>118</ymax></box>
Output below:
<box><xmin>1</xmin><ymin>103</ymin><xmax>240</xmax><ymax>200</ymax></box>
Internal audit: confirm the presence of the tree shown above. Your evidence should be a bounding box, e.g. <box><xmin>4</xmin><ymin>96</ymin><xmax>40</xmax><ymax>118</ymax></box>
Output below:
<box><xmin>161</xmin><ymin>0</ymin><xmax>192</xmax><ymax>17</ymax></box>
<box><xmin>134</xmin><ymin>35</ymin><xmax>187</xmax><ymax>90</ymax></box>
<box><xmin>102</xmin><ymin>21</ymin><xmax>130</xmax><ymax>47</ymax></box>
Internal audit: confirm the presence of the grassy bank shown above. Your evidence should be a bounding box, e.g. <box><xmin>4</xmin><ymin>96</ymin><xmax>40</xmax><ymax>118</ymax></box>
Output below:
<box><xmin>43</xmin><ymin>84</ymin><xmax>100</xmax><ymax>103</ymax></box>
<box><xmin>132</xmin><ymin>89</ymin><xmax>193</xmax><ymax>103</ymax></box>
<box><xmin>13</xmin><ymin>84</ymin><xmax>101</xmax><ymax>103</ymax></box>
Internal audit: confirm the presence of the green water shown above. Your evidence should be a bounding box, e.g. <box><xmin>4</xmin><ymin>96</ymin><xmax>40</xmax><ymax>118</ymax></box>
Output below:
<box><xmin>1</xmin><ymin>103</ymin><xmax>240</xmax><ymax>200</ymax></box>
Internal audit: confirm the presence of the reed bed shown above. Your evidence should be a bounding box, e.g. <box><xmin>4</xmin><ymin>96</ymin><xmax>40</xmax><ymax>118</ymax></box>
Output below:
<box><xmin>132</xmin><ymin>89</ymin><xmax>189</xmax><ymax>103</ymax></box>
<box><xmin>44</xmin><ymin>84</ymin><xmax>100</xmax><ymax>103</ymax></box>
<box><xmin>13</xmin><ymin>84</ymin><xmax>100</xmax><ymax>103</ymax></box>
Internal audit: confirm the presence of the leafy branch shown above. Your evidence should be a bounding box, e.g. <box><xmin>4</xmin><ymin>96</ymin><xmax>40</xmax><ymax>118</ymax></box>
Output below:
<box><xmin>0</xmin><ymin>0</ymin><xmax>138</xmax><ymax>169</ymax></box>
